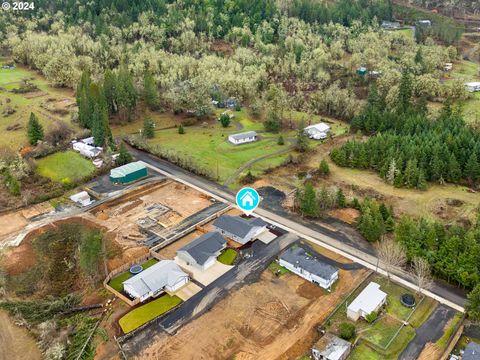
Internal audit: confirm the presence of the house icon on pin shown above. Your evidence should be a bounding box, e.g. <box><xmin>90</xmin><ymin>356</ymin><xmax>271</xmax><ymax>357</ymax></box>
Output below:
<box><xmin>240</xmin><ymin>191</ymin><xmax>255</xmax><ymax>207</ymax></box>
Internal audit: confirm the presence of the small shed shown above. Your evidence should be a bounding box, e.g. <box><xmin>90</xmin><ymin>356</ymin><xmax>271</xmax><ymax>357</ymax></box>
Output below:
<box><xmin>417</xmin><ymin>19</ymin><xmax>432</xmax><ymax>27</ymax></box>
<box><xmin>465</xmin><ymin>82</ymin><xmax>480</xmax><ymax>93</ymax></box>
<box><xmin>356</xmin><ymin>67</ymin><xmax>368</xmax><ymax>76</ymax></box>
<box><xmin>110</xmin><ymin>161</ymin><xmax>148</xmax><ymax>184</ymax></box>
<box><xmin>381</xmin><ymin>20</ymin><xmax>401</xmax><ymax>30</ymax></box>
<box><xmin>347</xmin><ymin>282</ymin><xmax>387</xmax><ymax>321</ymax></box>
<box><xmin>311</xmin><ymin>333</ymin><xmax>351</xmax><ymax>360</ymax></box>
<box><xmin>69</xmin><ymin>191</ymin><xmax>93</xmax><ymax>207</ymax></box>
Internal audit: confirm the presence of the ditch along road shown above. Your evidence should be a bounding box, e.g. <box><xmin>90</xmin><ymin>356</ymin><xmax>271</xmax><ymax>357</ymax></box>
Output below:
<box><xmin>128</xmin><ymin>145</ymin><xmax>466</xmax><ymax>312</ymax></box>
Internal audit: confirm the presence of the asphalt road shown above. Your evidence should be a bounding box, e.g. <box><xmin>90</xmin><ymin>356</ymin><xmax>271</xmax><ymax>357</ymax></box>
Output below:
<box><xmin>121</xmin><ymin>232</ymin><xmax>299</xmax><ymax>356</ymax></box>
<box><xmin>399</xmin><ymin>304</ymin><xmax>456</xmax><ymax>360</ymax></box>
<box><xmin>128</xmin><ymin>145</ymin><xmax>467</xmax><ymax>310</ymax></box>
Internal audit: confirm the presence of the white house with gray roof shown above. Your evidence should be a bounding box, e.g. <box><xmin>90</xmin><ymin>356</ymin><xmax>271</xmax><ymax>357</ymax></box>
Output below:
<box><xmin>228</xmin><ymin>131</ymin><xmax>258</xmax><ymax>145</ymax></box>
<box><xmin>279</xmin><ymin>245</ymin><xmax>339</xmax><ymax>290</ymax></box>
<box><xmin>123</xmin><ymin>260</ymin><xmax>189</xmax><ymax>302</ymax></box>
<box><xmin>176</xmin><ymin>232</ymin><xmax>227</xmax><ymax>271</ymax></box>
<box><xmin>213</xmin><ymin>215</ymin><xmax>267</xmax><ymax>244</ymax></box>
<box><xmin>347</xmin><ymin>282</ymin><xmax>387</xmax><ymax>321</ymax></box>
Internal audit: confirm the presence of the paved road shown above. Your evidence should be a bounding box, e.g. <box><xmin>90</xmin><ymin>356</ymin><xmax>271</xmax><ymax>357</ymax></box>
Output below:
<box><xmin>128</xmin><ymin>145</ymin><xmax>467</xmax><ymax>310</ymax></box>
<box><xmin>399</xmin><ymin>304</ymin><xmax>456</xmax><ymax>360</ymax></box>
<box><xmin>121</xmin><ymin>232</ymin><xmax>299</xmax><ymax>356</ymax></box>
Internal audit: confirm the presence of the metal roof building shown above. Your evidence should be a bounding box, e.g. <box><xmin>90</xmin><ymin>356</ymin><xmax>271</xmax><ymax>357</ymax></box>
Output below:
<box><xmin>347</xmin><ymin>282</ymin><xmax>387</xmax><ymax>321</ymax></box>
<box><xmin>311</xmin><ymin>333</ymin><xmax>351</xmax><ymax>360</ymax></box>
<box><xmin>110</xmin><ymin>161</ymin><xmax>148</xmax><ymax>184</ymax></box>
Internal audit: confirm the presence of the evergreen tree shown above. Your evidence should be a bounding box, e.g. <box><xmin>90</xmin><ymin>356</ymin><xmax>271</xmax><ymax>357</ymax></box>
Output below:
<box><xmin>397</xmin><ymin>70</ymin><xmax>413</xmax><ymax>109</ymax></box>
<box><xmin>319</xmin><ymin>159</ymin><xmax>330</xmax><ymax>176</ymax></box>
<box><xmin>143</xmin><ymin>116</ymin><xmax>155</xmax><ymax>138</ymax></box>
<box><xmin>178</xmin><ymin>124</ymin><xmax>185</xmax><ymax>134</ymax></box>
<box><xmin>466</xmin><ymin>283</ymin><xmax>480</xmax><ymax>321</ymax></box>
<box><xmin>336</xmin><ymin>188</ymin><xmax>346</xmax><ymax>208</ymax></box>
<box><xmin>417</xmin><ymin>169</ymin><xmax>428</xmax><ymax>190</ymax></box>
<box><xmin>27</xmin><ymin>112</ymin><xmax>44</xmax><ymax>145</ymax></box>
<box><xmin>404</xmin><ymin>159</ymin><xmax>419</xmax><ymax>188</ymax></box>
<box><xmin>218</xmin><ymin>112</ymin><xmax>231</xmax><ymax>128</ymax></box>
<box><xmin>117</xmin><ymin>65</ymin><xmax>138</xmax><ymax>121</ymax></box>
<box><xmin>76</xmin><ymin>70</ymin><xmax>92</xmax><ymax>128</ymax></box>
<box><xmin>298</xmin><ymin>183</ymin><xmax>319</xmax><ymax>218</ymax></box>
<box><xmin>277</xmin><ymin>135</ymin><xmax>285</xmax><ymax>145</ymax></box>
<box><xmin>465</xmin><ymin>153</ymin><xmax>480</xmax><ymax>184</ymax></box>
<box><xmin>143</xmin><ymin>69</ymin><xmax>160</xmax><ymax>110</ymax></box>
<box><xmin>116</xmin><ymin>143</ymin><xmax>133</xmax><ymax>166</ymax></box>
<box><xmin>103</xmin><ymin>70</ymin><xmax>118</xmax><ymax>114</ymax></box>
<box><xmin>295</xmin><ymin>120</ymin><xmax>309</xmax><ymax>152</ymax></box>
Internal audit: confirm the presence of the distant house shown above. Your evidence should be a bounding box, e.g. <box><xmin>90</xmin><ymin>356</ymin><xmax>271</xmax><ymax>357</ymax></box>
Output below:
<box><xmin>465</xmin><ymin>82</ymin><xmax>480</xmax><ymax>93</ymax></box>
<box><xmin>110</xmin><ymin>162</ymin><xmax>148</xmax><ymax>184</ymax></box>
<box><xmin>123</xmin><ymin>260</ymin><xmax>189</xmax><ymax>302</ymax></box>
<box><xmin>463</xmin><ymin>342</ymin><xmax>480</xmax><ymax>360</ymax></box>
<box><xmin>72</xmin><ymin>141</ymin><xmax>103</xmax><ymax>158</ymax></box>
<box><xmin>304</xmin><ymin>122</ymin><xmax>330</xmax><ymax>140</ymax></box>
<box><xmin>356</xmin><ymin>66</ymin><xmax>368</xmax><ymax>76</ymax></box>
<box><xmin>176</xmin><ymin>232</ymin><xmax>227</xmax><ymax>271</ymax></box>
<box><xmin>81</xmin><ymin>137</ymin><xmax>95</xmax><ymax>146</ymax></box>
<box><xmin>311</xmin><ymin>333</ymin><xmax>351</xmax><ymax>360</ymax></box>
<box><xmin>69</xmin><ymin>191</ymin><xmax>93</xmax><ymax>207</ymax></box>
<box><xmin>228</xmin><ymin>131</ymin><xmax>258</xmax><ymax>145</ymax></box>
<box><xmin>213</xmin><ymin>215</ymin><xmax>267</xmax><ymax>244</ymax></box>
<box><xmin>279</xmin><ymin>245</ymin><xmax>339</xmax><ymax>290</ymax></box>
<box><xmin>444</xmin><ymin>63</ymin><xmax>453</xmax><ymax>71</ymax></box>
<box><xmin>381</xmin><ymin>20</ymin><xmax>401</xmax><ymax>29</ymax></box>
<box><xmin>417</xmin><ymin>19</ymin><xmax>432</xmax><ymax>27</ymax></box>
<box><xmin>347</xmin><ymin>282</ymin><xmax>387</xmax><ymax>321</ymax></box>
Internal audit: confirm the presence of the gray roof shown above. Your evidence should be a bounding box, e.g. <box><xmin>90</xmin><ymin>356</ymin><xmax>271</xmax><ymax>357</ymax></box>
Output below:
<box><xmin>464</xmin><ymin>342</ymin><xmax>480</xmax><ymax>360</ymax></box>
<box><xmin>213</xmin><ymin>216</ymin><xmax>266</xmax><ymax>238</ymax></box>
<box><xmin>123</xmin><ymin>260</ymin><xmax>187</xmax><ymax>297</ymax></box>
<box><xmin>229</xmin><ymin>131</ymin><xmax>257</xmax><ymax>141</ymax></box>
<box><xmin>178</xmin><ymin>232</ymin><xmax>226</xmax><ymax>265</ymax></box>
<box><xmin>280</xmin><ymin>245</ymin><xmax>338</xmax><ymax>281</ymax></box>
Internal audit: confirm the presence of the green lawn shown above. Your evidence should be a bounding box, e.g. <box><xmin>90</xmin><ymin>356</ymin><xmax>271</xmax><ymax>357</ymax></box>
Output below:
<box><xmin>0</xmin><ymin>65</ymin><xmax>33</xmax><ymax>87</ymax></box>
<box><xmin>217</xmin><ymin>248</ymin><xmax>237</xmax><ymax>265</ymax></box>
<box><xmin>363</xmin><ymin>316</ymin><xmax>403</xmax><ymax>348</ymax></box>
<box><xmin>268</xmin><ymin>261</ymin><xmax>290</xmax><ymax>275</ymax></box>
<box><xmin>36</xmin><ymin>151</ymin><xmax>95</xmax><ymax>182</ymax></box>
<box><xmin>119</xmin><ymin>294</ymin><xmax>182</xmax><ymax>333</ymax></box>
<box><xmin>349</xmin><ymin>343</ymin><xmax>383</xmax><ymax>360</ymax></box>
<box><xmin>108</xmin><ymin>258</ymin><xmax>158</xmax><ymax>293</ymax></box>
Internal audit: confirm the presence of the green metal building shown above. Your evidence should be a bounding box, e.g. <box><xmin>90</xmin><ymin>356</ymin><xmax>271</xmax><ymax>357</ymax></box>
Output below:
<box><xmin>110</xmin><ymin>161</ymin><xmax>148</xmax><ymax>184</ymax></box>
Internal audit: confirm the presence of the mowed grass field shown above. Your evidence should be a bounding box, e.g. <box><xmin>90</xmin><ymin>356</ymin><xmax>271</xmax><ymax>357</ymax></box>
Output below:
<box><xmin>36</xmin><ymin>151</ymin><xmax>95</xmax><ymax>182</ymax></box>
<box><xmin>119</xmin><ymin>294</ymin><xmax>182</xmax><ymax>333</ymax></box>
<box><xmin>108</xmin><ymin>258</ymin><xmax>159</xmax><ymax>293</ymax></box>
<box><xmin>146</xmin><ymin>112</ymin><xmax>292</xmax><ymax>183</ymax></box>
<box><xmin>0</xmin><ymin>59</ymin><xmax>80</xmax><ymax>150</ymax></box>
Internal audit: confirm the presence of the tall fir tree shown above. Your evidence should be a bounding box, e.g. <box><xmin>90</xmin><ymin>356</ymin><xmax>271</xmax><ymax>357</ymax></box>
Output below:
<box><xmin>27</xmin><ymin>112</ymin><xmax>44</xmax><ymax>145</ymax></box>
<box><xmin>143</xmin><ymin>69</ymin><xmax>160</xmax><ymax>110</ymax></box>
<box><xmin>298</xmin><ymin>183</ymin><xmax>319</xmax><ymax>218</ymax></box>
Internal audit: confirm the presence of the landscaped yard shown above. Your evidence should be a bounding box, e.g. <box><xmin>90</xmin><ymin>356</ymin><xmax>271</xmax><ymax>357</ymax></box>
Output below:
<box><xmin>268</xmin><ymin>261</ymin><xmax>289</xmax><ymax>275</ymax></box>
<box><xmin>217</xmin><ymin>248</ymin><xmax>237</xmax><ymax>265</ymax></box>
<box><xmin>108</xmin><ymin>258</ymin><xmax>159</xmax><ymax>293</ymax></box>
<box><xmin>36</xmin><ymin>151</ymin><xmax>95</xmax><ymax>182</ymax></box>
<box><xmin>118</xmin><ymin>294</ymin><xmax>182</xmax><ymax>333</ymax></box>
<box><xmin>326</xmin><ymin>274</ymin><xmax>435</xmax><ymax>359</ymax></box>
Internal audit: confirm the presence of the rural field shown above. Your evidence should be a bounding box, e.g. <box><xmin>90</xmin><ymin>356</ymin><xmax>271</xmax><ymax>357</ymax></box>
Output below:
<box><xmin>36</xmin><ymin>150</ymin><xmax>96</xmax><ymax>183</ymax></box>
<box><xmin>0</xmin><ymin>59</ymin><xmax>80</xmax><ymax>150</ymax></box>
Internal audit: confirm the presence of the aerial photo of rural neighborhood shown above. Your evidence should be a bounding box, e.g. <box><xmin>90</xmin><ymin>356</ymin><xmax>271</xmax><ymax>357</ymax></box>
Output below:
<box><xmin>3</xmin><ymin>1</ymin><xmax>480</xmax><ymax>360</ymax></box>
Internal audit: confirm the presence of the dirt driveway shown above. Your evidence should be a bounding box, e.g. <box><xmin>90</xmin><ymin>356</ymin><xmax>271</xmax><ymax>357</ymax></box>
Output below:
<box><xmin>133</xmin><ymin>266</ymin><xmax>367</xmax><ymax>360</ymax></box>
<box><xmin>0</xmin><ymin>310</ymin><xmax>41</xmax><ymax>360</ymax></box>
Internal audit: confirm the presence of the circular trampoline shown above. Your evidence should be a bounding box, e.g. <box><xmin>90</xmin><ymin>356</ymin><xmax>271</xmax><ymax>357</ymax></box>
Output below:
<box><xmin>129</xmin><ymin>265</ymin><xmax>143</xmax><ymax>275</ymax></box>
<box><xmin>400</xmin><ymin>293</ymin><xmax>416</xmax><ymax>308</ymax></box>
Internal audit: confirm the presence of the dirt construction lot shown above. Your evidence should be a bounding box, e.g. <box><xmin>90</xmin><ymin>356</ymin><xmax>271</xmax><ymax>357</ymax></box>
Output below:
<box><xmin>134</xmin><ymin>265</ymin><xmax>368</xmax><ymax>360</ymax></box>
<box><xmin>0</xmin><ymin>310</ymin><xmax>41</xmax><ymax>360</ymax></box>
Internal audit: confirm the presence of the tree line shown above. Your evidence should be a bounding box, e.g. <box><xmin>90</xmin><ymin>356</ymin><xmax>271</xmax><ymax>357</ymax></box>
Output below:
<box><xmin>331</xmin><ymin>77</ymin><xmax>480</xmax><ymax>189</ymax></box>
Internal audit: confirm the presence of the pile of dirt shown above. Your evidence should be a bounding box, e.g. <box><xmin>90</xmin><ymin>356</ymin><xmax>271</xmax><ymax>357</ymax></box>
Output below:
<box><xmin>328</xmin><ymin>208</ymin><xmax>361</xmax><ymax>224</ymax></box>
<box><xmin>296</xmin><ymin>281</ymin><xmax>326</xmax><ymax>300</ymax></box>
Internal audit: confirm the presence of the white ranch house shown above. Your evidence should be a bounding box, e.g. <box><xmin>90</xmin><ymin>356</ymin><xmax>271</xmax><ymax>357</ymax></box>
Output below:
<box><xmin>304</xmin><ymin>122</ymin><xmax>330</xmax><ymax>140</ymax></box>
<box><xmin>279</xmin><ymin>245</ymin><xmax>339</xmax><ymax>290</ymax></box>
<box><xmin>347</xmin><ymin>282</ymin><xmax>387</xmax><ymax>321</ymax></box>
<box><xmin>72</xmin><ymin>141</ymin><xmax>102</xmax><ymax>158</ymax></box>
<box><xmin>123</xmin><ymin>260</ymin><xmax>189</xmax><ymax>302</ymax></box>
<box><xmin>228</xmin><ymin>131</ymin><xmax>258</xmax><ymax>145</ymax></box>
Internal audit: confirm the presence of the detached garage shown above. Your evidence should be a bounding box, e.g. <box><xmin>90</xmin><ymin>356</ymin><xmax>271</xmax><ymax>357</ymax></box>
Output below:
<box><xmin>110</xmin><ymin>161</ymin><xmax>148</xmax><ymax>184</ymax></box>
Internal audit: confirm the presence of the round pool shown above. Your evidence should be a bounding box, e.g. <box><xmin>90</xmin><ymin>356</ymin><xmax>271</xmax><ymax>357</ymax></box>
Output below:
<box><xmin>129</xmin><ymin>265</ymin><xmax>143</xmax><ymax>275</ymax></box>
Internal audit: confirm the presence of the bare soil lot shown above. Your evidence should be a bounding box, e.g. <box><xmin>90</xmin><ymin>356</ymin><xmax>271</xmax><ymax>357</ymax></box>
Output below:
<box><xmin>0</xmin><ymin>310</ymin><xmax>41</xmax><ymax>360</ymax></box>
<box><xmin>134</xmin><ymin>265</ymin><xmax>367</xmax><ymax>360</ymax></box>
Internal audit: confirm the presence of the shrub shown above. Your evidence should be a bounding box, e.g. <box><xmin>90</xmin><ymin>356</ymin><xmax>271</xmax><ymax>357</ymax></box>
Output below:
<box><xmin>219</xmin><ymin>113</ymin><xmax>231</xmax><ymax>128</ymax></box>
<box><xmin>365</xmin><ymin>311</ymin><xmax>378</xmax><ymax>324</ymax></box>
<box><xmin>339</xmin><ymin>322</ymin><xmax>356</xmax><ymax>340</ymax></box>
<box><xmin>277</xmin><ymin>135</ymin><xmax>285</xmax><ymax>145</ymax></box>
<box><xmin>318</xmin><ymin>159</ymin><xmax>330</xmax><ymax>176</ymax></box>
<box><xmin>178</xmin><ymin>124</ymin><xmax>185</xmax><ymax>134</ymax></box>
<box><xmin>240</xmin><ymin>170</ymin><xmax>257</xmax><ymax>184</ymax></box>
<box><xmin>61</xmin><ymin>177</ymin><xmax>73</xmax><ymax>189</ymax></box>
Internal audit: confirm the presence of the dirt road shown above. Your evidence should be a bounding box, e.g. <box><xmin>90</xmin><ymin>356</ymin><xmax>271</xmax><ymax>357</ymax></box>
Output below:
<box><xmin>0</xmin><ymin>310</ymin><xmax>42</xmax><ymax>360</ymax></box>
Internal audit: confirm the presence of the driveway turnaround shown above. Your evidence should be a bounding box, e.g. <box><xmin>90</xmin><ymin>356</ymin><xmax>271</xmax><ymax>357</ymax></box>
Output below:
<box><xmin>169</xmin><ymin>282</ymin><xmax>202</xmax><ymax>301</ymax></box>
<box><xmin>399</xmin><ymin>304</ymin><xmax>456</xmax><ymax>360</ymax></box>
<box><xmin>175</xmin><ymin>258</ymin><xmax>233</xmax><ymax>286</ymax></box>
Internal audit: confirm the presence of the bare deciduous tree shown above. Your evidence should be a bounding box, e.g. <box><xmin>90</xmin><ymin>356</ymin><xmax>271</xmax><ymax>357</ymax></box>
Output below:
<box><xmin>412</xmin><ymin>257</ymin><xmax>433</xmax><ymax>295</ymax></box>
<box><xmin>377</xmin><ymin>238</ymin><xmax>407</xmax><ymax>282</ymax></box>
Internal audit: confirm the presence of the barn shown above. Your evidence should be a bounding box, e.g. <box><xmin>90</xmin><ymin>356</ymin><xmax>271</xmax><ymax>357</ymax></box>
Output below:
<box><xmin>109</xmin><ymin>161</ymin><xmax>148</xmax><ymax>184</ymax></box>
